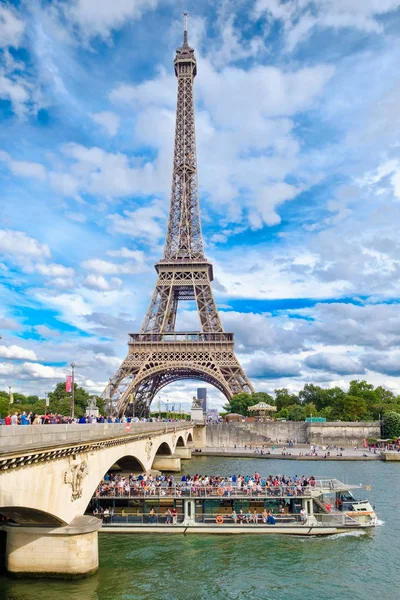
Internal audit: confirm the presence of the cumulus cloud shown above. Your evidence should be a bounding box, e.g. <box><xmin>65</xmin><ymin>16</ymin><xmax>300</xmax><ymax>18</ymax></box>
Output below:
<box><xmin>0</xmin><ymin>230</ymin><xmax>50</xmax><ymax>258</ymax></box>
<box><xmin>90</xmin><ymin>111</ymin><xmax>120</xmax><ymax>136</ymax></box>
<box><xmin>363</xmin><ymin>352</ymin><xmax>400</xmax><ymax>376</ymax></box>
<box><xmin>304</xmin><ymin>352</ymin><xmax>365</xmax><ymax>375</ymax></box>
<box><xmin>81</xmin><ymin>258</ymin><xmax>147</xmax><ymax>275</ymax></box>
<box><xmin>0</xmin><ymin>344</ymin><xmax>37</xmax><ymax>361</ymax></box>
<box><xmin>0</xmin><ymin>5</ymin><xmax>25</xmax><ymax>49</ymax></box>
<box><xmin>246</xmin><ymin>354</ymin><xmax>301</xmax><ymax>378</ymax></box>
<box><xmin>254</xmin><ymin>0</ymin><xmax>400</xmax><ymax>51</ymax></box>
<box><xmin>60</xmin><ymin>0</ymin><xmax>158</xmax><ymax>41</ymax></box>
<box><xmin>108</xmin><ymin>202</ymin><xmax>166</xmax><ymax>242</ymax></box>
<box><xmin>82</xmin><ymin>274</ymin><xmax>123</xmax><ymax>291</ymax></box>
<box><xmin>0</xmin><ymin>151</ymin><xmax>47</xmax><ymax>180</ymax></box>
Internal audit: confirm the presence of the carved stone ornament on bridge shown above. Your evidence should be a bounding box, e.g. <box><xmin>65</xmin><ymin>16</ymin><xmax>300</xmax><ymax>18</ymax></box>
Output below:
<box><xmin>64</xmin><ymin>461</ymin><xmax>88</xmax><ymax>501</ymax></box>
<box><xmin>145</xmin><ymin>440</ymin><xmax>153</xmax><ymax>461</ymax></box>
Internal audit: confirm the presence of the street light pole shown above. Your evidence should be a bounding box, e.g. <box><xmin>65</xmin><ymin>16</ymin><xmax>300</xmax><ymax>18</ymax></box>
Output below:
<box><xmin>8</xmin><ymin>385</ymin><xmax>11</xmax><ymax>415</ymax></box>
<box><xmin>70</xmin><ymin>362</ymin><xmax>75</xmax><ymax>419</ymax></box>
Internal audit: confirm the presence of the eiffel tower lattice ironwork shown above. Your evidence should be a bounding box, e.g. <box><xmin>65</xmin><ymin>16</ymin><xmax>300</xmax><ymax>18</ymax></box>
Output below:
<box><xmin>105</xmin><ymin>15</ymin><xmax>253</xmax><ymax>417</ymax></box>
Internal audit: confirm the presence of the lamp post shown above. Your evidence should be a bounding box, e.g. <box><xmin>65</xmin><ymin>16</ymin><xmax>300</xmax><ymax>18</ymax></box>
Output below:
<box><xmin>8</xmin><ymin>385</ymin><xmax>12</xmax><ymax>415</ymax></box>
<box><xmin>70</xmin><ymin>362</ymin><xmax>75</xmax><ymax>419</ymax></box>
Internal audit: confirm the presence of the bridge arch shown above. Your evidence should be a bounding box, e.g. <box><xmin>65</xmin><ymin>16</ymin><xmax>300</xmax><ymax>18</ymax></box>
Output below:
<box><xmin>186</xmin><ymin>432</ymin><xmax>193</xmax><ymax>443</ymax></box>
<box><xmin>0</xmin><ymin>506</ymin><xmax>65</xmax><ymax>527</ymax></box>
<box><xmin>154</xmin><ymin>441</ymin><xmax>172</xmax><ymax>456</ymax></box>
<box><xmin>176</xmin><ymin>435</ymin><xmax>185</xmax><ymax>447</ymax></box>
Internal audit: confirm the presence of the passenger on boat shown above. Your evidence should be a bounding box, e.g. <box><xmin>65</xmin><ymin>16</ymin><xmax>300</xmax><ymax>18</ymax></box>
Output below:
<box><xmin>261</xmin><ymin>510</ymin><xmax>268</xmax><ymax>523</ymax></box>
<box><xmin>171</xmin><ymin>507</ymin><xmax>178</xmax><ymax>524</ymax></box>
<box><xmin>149</xmin><ymin>507</ymin><xmax>156</xmax><ymax>523</ymax></box>
<box><xmin>252</xmin><ymin>510</ymin><xmax>258</xmax><ymax>524</ymax></box>
<box><xmin>164</xmin><ymin>508</ymin><xmax>172</xmax><ymax>524</ymax></box>
<box><xmin>238</xmin><ymin>510</ymin><xmax>245</xmax><ymax>524</ymax></box>
<box><xmin>231</xmin><ymin>510</ymin><xmax>237</xmax><ymax>524</ymax></box>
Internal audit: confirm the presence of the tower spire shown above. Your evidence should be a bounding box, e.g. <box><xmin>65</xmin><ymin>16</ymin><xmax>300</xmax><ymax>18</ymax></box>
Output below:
<box><xmin>183</xmin><ymin>12</ymin><xmax>188</xmax><ymax>46</ymax></box>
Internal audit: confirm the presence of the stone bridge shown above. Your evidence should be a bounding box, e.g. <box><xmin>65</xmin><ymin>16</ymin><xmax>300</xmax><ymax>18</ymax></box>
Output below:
<box><xmin>0</xmin><ymin>422</ymin><xmax>205</xmax><ymax>578</ymax></box>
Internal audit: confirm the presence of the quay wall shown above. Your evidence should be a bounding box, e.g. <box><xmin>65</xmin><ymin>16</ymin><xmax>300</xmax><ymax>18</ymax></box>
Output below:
<box><xmin>205</xmin><ymin>422</ymin><xmax>381</xmax><ymax>448</ymax></box>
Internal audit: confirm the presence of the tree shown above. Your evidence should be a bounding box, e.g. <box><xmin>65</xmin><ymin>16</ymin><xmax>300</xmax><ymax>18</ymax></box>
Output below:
<box><xmin>250</xmin><ymin>392</ymin><xmax>275</xmax><ymax>405</ymax></box>
<box><xmin>48</xmin><ymin>382</ymin><xmax>91</xmax><ymax>417</ymax></box>
<box><xmin>223</xmin><ymin>392</ymin><xmax>273</xmax><ymax>417</ymax></box>
<box><xmin>382</xmin><ymin>411</ymin><xmax>400</xmax><ymax>439</ymax></box>
<box><xmin>274</xmin><ymin>389</ymin><xmax>300</xmax><ymax>412</ymax></box>
<box><xmin>287</xmin><ymin>405</ymin><xmax>306</xmax><ymax>421</ymax></box>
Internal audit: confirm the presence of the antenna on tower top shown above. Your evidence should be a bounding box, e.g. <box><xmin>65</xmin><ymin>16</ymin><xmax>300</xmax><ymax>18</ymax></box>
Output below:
<box><xmin>183</xmin><ymin>12</ymin><xmax>188</xmax><ymax>46</ymax></box>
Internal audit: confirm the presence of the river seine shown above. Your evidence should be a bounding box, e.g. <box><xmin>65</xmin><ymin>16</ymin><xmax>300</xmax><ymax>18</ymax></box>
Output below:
<box><xmin>0</xmin><ymin>456</ymin><xmax>398</xmax><ymax>600</ymax></box>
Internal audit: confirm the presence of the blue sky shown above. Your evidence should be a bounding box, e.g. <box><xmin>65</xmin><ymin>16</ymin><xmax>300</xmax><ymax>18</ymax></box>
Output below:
<box><xmin>1</xmin><ymin>0</ymin><xmax>400</xmax><ymax>409</ymax></box>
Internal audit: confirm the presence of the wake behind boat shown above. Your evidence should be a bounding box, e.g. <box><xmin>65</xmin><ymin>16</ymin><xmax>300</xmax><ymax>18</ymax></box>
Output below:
<box><xmin>91</xmin><ymin>472</ymin><xmax>378</xmax><ymax>536</ymax></box>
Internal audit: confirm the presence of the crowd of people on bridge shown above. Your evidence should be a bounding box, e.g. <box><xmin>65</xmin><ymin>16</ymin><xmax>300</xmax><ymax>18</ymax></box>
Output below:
<box><xmin>95</xmin><ymin>471</ymin><xmax>317</xmax><ymax>499</ymax></box>
<box><xmin>1</xmin><ymin>412</ymin><xmax>188</xmax><ymax>425</ymax></box>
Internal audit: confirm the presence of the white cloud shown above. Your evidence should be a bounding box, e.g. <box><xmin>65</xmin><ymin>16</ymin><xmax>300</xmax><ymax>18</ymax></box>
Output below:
<box><xmin>254</xmin><ymin>0</ymin><xmax>400</xmax><ymax>51</ymax></box>
<box><xmin>61</xmin><ymin>0</ymin><xmax>158</xmax><ymax>41</ymax></box>
<box><xmin>90</xmin><ymin>111</ymin><xmax>120</xmax><ymax>136</ymax></box>
<box><xmin>81</xmin><ymin>258</ymin><xmax>147</xmax><ymax>275</ymax></box>
<box><xmin>0</xmin><ymin>344</ymin><xmax>37</xmax><ymax>361</ymax></box>
<box><xmin>304</xmin><ymin>352</ymin><xmax>366</xmax><ymax>375</ymax></box>
<box><xmin>0</xmin><ymin>361</ymin><xmax>67</xmax><ymax>380</ymax></box>
<box><xmin>0</xmin><ymin>5</ymin><xmax>25</xmax><ymax>49</ymax></box>
<box><xmin>107</xmin><ymin>247</ymin><xmax>146</xmax><ymax>261</ymax></box>
<box><xmin>34</xmin><ymin>263</ymin><xmax>76</xmax><ymax>278</ymax></box>
<box><xmin>245</xmin><ymin>353</ymin><xmax>301</xmax><ymax>378</ymax></box>
<box><xmin>108</xmin><ymin>202</ymin><xmax>166</xmax><ymax>241</ymax></box>
<box><xmin>0</xmin><ymin>150</ymin><xmax>46</xmax><ymax>180</ymax></box>
<box><xmin>0</xmin><ymin>230</ymin><xmax>50</xmax><ymax>258</ymax></box>
<box><xmin>0</xmin><ymin>74</ymin><xmax>29</xmax><ymax>116</ymax></box>
<box><xmin>82</xmin><ymin>274</ymin><xmax>123</xmax><ymax>291</ymax></box>
<box><xmin>34</xmin><ymin>325</ymin><xmax>61</xmax><ymax>338</ymax></box>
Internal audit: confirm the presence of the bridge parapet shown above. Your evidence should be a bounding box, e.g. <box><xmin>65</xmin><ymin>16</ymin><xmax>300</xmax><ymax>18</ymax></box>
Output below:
<box><xmin>0</xmin><ymin>422</ymin><xmax>191</xmax><ymax>455</ymax></box>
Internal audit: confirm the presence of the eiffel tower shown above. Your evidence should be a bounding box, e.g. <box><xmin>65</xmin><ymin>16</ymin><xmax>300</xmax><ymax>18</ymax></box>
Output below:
<box><xmin>105</xmin><ymin>15</ymin><xmax>253</xmax><ymax>417</ymax></box>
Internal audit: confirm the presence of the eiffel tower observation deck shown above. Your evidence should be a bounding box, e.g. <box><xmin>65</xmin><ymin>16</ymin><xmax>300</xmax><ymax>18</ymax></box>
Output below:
<box><xmin>106</xmin><ymin>15</ymin><xmax>253</xmax><ymax>417</ymax></box>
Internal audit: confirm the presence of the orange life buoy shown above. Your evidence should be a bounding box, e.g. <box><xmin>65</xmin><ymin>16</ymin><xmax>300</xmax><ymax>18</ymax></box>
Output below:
<box><xmin>215</xmin><ymin>515</ymin><xmax>224</xmax><ymax>524</ymax></box>
<box><xmin>217</xmin><ymin>487</ymin><xmax>225</xmax><ymax>496</ymax></box>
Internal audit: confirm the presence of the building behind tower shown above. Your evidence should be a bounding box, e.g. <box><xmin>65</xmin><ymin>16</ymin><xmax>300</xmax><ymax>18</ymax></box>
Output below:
<box><xmin>197</xmin><ymin>388</ymin><xmax>207</xmax><ymax>414</ymax></box>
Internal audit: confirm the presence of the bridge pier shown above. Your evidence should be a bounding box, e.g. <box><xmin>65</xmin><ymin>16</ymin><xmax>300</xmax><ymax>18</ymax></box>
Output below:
<box><xmin>174</xmin><ymin>447</ymin><xmax>192</xmax><ymax>459</ymax></box>
<box><xmin>152</xmin><ymin>454</ymin><xmax>181</xmax><ymax>472</ymax></box>
<box><xmin>4</xmin><ymin>516</ymin><xmax>101</xmax><ymax>579</ymax></box>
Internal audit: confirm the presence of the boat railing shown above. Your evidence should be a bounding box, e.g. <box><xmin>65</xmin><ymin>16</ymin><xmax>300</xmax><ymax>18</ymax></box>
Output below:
<box><xmin>313</xmin><ymin>478</ymin><xmax>361</xmax><ymax>492</ymax></box>
<box><xmin>99</xmin><ymin>512</ymin><xmax>303</xmax><ymax>526</ymax></box>
<box><xmin>94</xmin><ymin>484</ymin><xmax>323</xmax><ymax>499</ymax></box>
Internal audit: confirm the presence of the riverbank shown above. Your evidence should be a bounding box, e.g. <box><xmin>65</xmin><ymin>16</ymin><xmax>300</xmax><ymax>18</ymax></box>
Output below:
<box><xmin>197</xmin><ymin>447</ymin><xmax>381</xmax><ymax>460</ymax></box>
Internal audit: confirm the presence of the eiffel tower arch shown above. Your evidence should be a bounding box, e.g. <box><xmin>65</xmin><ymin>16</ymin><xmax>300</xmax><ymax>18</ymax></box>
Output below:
<box><xmin>105</xmin><ymin>15</ymin><xmax>254</xmax><ymax>417</ymax></box>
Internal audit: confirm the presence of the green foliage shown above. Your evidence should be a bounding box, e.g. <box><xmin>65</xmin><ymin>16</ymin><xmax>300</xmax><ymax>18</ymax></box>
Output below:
<box><xmin>382</xmin><ymin>411</ymin><xmax>400</xmax><ymax>439</ymax></box>
<box><xmin>0</xmin><ymin>382</ymin><xmax>105</xmax><ymax>418</ymax></box>
<box><xmin>274</xmin><ymin>389</ymin><xmax>300</xmax><ymax>411</ymax></box>
<box><xmin>223</xmin><ymin>392</ymin><xmax>275</xmax><ymax>417</ymax></box>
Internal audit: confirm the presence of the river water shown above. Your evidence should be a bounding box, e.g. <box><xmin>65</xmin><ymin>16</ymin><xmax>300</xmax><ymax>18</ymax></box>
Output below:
<box><xmin>0</xmin><ymin>456</ymin><xmax>398</xmax><ymax>600</ymax></box>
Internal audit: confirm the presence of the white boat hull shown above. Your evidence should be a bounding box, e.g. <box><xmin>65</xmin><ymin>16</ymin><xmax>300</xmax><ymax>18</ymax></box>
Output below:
<box><xmin>100</xmin><ymin>523</ymin><xmax>373</xmax><ymax>536</ymax></box>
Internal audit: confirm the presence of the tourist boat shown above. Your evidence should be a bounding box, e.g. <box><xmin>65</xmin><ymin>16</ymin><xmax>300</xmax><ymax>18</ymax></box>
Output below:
<box><xmin>91</xmin><ymin>478</ymin><xmax>378</xmax><ymax>536</ymax></box>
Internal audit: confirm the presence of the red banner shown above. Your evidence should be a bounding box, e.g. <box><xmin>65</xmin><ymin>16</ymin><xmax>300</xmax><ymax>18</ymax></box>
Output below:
<box><xmin>66</xmin><ymin>375</ymin><xmax>72</xmax><ymax>393</ymax></box>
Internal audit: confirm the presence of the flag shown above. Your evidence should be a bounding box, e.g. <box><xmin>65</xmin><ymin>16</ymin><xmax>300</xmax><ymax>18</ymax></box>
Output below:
<box><xmin>9</xmin><ymin>392</ymin><xmax>14</xmax><ymax>405</ymax></box>
<box><xmin>66</xmin><ymin>375</ymin><xmax>72</xmax><ymax>393</ymax></box>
